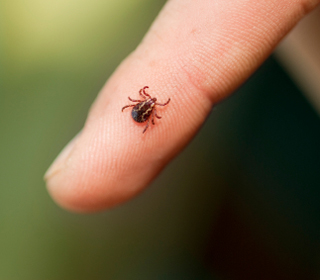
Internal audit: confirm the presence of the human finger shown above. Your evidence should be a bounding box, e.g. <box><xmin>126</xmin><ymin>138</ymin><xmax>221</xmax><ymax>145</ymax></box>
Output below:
<box><xmin>45</xmin><ymin>0</ymin><xmax>320</xmax><ymax>212</ymax></box>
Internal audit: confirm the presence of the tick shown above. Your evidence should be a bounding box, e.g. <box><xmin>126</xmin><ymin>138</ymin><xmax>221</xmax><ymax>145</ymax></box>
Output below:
<box><xmin>122</xmin><ymin>86</ymin><xmax>171</xmax><ymax>133</ymax></box>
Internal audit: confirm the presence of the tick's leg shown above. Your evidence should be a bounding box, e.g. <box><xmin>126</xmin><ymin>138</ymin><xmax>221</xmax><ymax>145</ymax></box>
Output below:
<box><xmin>139</xmin><ymin>88</ymin><xmax>147</xmax><ymax>99</ymax></box>
<box><xmin>143</xmin><ymin>117</ymin><xmax>151</xmax><ymax>133</ymax></box>
<box><xmin>121</xmin><ymin>104</ymin><xmax>135</xmax><ymax>111</ymax></box>
<box><xmin>128</xmin><ymin>97</ymin><xmax>143</xmax><ymax>102</ymax></box>
<box><xmin>142</xmin><ymin>86</ymin><xmax>151</xmax><ymax>98</ymax></box>
<box><xmin>151</xmin><ymin>111</ymin><xmax>155</xmax><ymax>125</ymax></box>
<box><xmin>154</xmin><ymin>108</ymin><xmax>161</xmax><ymax>119</ymax></box>
<box><xmin>156</xmin><ymin>98</ymin><xmax>170</xmax><ymax>106</ymax></box>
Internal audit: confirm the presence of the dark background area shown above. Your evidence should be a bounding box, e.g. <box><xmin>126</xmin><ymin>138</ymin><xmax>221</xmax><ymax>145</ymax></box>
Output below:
<box><xmin>1</xmin><ymin>1</ymin><xmax>319</xmax><ymax>279</ymax></box>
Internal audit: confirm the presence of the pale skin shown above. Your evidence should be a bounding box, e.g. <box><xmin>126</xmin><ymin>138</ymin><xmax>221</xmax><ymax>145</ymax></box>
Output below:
<box><xmin>44</xmin><ymin>0</ymin><xmax>320</xmax><ymax>212</ymax></box>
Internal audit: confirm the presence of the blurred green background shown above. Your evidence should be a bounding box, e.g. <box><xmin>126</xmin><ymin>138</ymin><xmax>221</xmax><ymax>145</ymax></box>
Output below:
<box><xmin>1</xmin><ymin>1</ymin><xmax>320</xmax><ymax>279</ymax></box>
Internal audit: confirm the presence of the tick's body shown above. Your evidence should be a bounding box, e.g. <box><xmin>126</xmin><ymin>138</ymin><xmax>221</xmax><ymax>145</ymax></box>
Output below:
<box><xmin>131</xmin><ymin>98</ymin><xmax>156</xmax><ymax>123</ymax></box>
<box><xmin>122</xmin><ymin>86</ymin><xmax>170</xmax><ymax>133</ymax></box>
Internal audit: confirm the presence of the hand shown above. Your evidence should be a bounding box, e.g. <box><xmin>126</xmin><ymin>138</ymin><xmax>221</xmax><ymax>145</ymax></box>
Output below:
<box><xmin>44</xmin><ymin>0</ymin><xmax>320</xmax><ymax>212</ymax></box>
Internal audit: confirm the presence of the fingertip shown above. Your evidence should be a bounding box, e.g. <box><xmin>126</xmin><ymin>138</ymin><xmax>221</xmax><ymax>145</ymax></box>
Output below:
<box><xmin>45</xmin><ymin>113</ymin><xmax>164</xmax><ymax>212</ymax></box>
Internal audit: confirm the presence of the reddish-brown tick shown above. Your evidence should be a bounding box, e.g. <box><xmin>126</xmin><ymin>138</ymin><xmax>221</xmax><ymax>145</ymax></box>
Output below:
<box><xmin>122</xmin><ymin>86</ymin><xmax>170</xmax><ymax>133</ymax></box>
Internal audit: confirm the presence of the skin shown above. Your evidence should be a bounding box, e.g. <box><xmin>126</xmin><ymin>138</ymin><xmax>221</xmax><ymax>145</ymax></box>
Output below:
<box><xmin>44</xmin><ymin>0</ymin><xmax>320</xmax><ymax>212</ymax></box>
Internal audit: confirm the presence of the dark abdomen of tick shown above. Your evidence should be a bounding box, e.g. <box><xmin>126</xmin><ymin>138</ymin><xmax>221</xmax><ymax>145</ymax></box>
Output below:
<box><xmin>131</xmin><ymin>100</ymin><xmax>154</xmax><ymax>123</ymax></box>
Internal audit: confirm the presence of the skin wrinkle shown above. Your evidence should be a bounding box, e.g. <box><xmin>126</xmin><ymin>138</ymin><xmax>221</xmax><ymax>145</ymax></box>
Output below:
<box><xmin>299</xmin><ymin>0</ymin><xmax>320</xmax><ymax>14</ymax></box>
